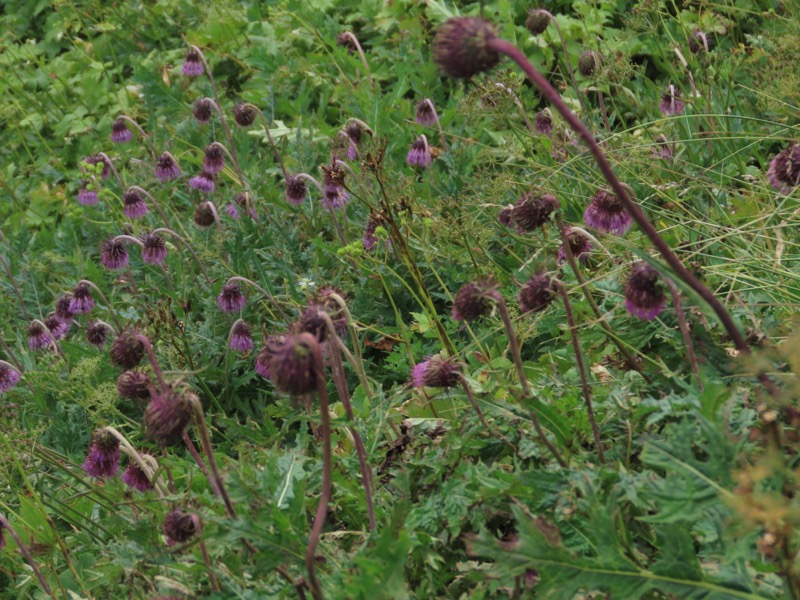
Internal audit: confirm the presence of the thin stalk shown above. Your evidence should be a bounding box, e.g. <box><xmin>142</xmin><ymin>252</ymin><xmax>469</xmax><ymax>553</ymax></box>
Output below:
<box><xmin>488</xmin><ymin>36</ymin><xmax>778</xmax><ymax>396</ymax></box>
<box><xmin>204</xmin><ymin>98</ymin><xmax>245</xmax><ymax>186</ymax></box>
<box><xmin>97</xmin><ymin>152</ymin><xmax>125</xmax><ymax>191</ymax></box>
<box><xmin>76</xmin><ymin>279</ymin><xmax>123</xmax><ymax>329</ymax></box>
<box><xmin>248</xmin><ymin>104</ymin><xmax>288</xmax><ymax>179</ymax></box>
<box><xmin>326</xmin><ymin>293</ymin><xmax>371</xmax><ymax>400</ymax></box>
<box><xmin>495</xmin><ymin>299</ymin><xmax>567</xmax><ymax>468</ymax></box>
<box><xmin>128</xmin><ymin>186</ymin><xmax>171</xmax><ymax>230</ymax></box>
<box><xmin>0</xmin><ymin>254</ymin><xmax>30</xmax><ymax>319</ymax></box>
<box><xmin>135</xmin><ymin>334</ymin><xmax>166</xmax><ymax>389</ymax></box>
<box><xmin>199</xmin><ymin>539</ymin><xmax>221</xmax><ymax>592</ymax></box>
<box><xmin>0</xmin><ymin>514</ymin><xmax>56</xmax><ymax>599</ymax></box>
<box><xmin>666</xmin><ymin>280</ymin><xmax>702</xmax><ymax>391</ymax></box>
<box><xmin>555</xmin><ymin>282</ymin><xmax>605</xmax><ymax>464</ymax></box>
<box><xmin>116</xmin><ymin>115</ymin><xmax>157</xmax><ymax>159</ymax></box>
<box><xmin>597</xmin><ymin>91</ymin><xmax>611</xmax><ymax>134</ymax></box>
<box><xmin>339</xmin><ymin>32</ymin><xmax>374</xmax><ymax>88</ymax></box>
<box><xmin>540</xmin><ymin>11</ymin><xmax>586</xmax><ymax>113</ymax></box>
<box><xmin>182</xmin><ymin>430</ymin><xmax>222</xmax><ymax>499</ymax></box>
<box><xmin>104</xmin><ymin>427</ymin><xmax>168</xmax><ymax>497</ymax></box>
<box><xmin>151</xmin><ymin>228</ymin><xmax>212</xmax><ymax>284</ymax></box>
<box><xmin>334</xmin><ymin>159</ymin><xmax>372</xmax><ymax>207</ymax></box>
<box><xmin>0</xmin><ymin>339</ymin><xmax>24</xmax><ymax>373</ymax></box>
<box><xmin>201</xmin><ymin>200</ymin><xmax>223</xmax><ymax>228</ymax></box>
<box><xmin>226</xmin><ymin>276</ymin><xmax>288</xmax><ymax>322</ymax></box>
<box><xmin>189</xmin><ymin>44</ymin><xmax>220</xmax><ymax>101</ymax></box>
<box><xmin>305</xmin><ymin>335</ymin><xmax>333</xmax><ymax>600</ymax></box>
<box><xmin>161</xmin><ymin>448</ymin><xmax>176</xmax><ymax>494</ymax></box>
<box><xmin>458</xmin><ymin>374</ymin><xmax>519</xmax><ymax>456</ymax></box>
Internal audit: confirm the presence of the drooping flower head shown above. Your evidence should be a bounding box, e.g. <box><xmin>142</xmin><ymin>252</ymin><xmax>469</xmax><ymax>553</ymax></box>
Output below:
<box><xmin>578</xmin><ymin>51</ymin><xmax>600</xmax><ymax>77</ymax></box>
<box><xmin>123</xmin><ymin>189</ymin><xmax>148</xmax><ymax>219</ymax></box>
<box><xmin>121</xmin><ymin>458</ymin><xmax>154</xmax><ymax>492</ymax></box>
<box><xmin>0</xmin><ymin>362</ymin><xmax>21</xmax><ymax>393</ymax></box>
<box><xmin>296</xmin><ymin>306</ymin><xmax>332</xmax><ymax>343</ymax></box>
<box><xmin>111</xmin><ymin>118</ymin><xmax>133</xmax><ymax>143</ymax></box>
<box><xmin>511</xmin><ymin>193</ymin><xmax>558</xmax><ymax>233</ymax></box>
<box><xmin>45</xmin><ymin>315</ymin><xmax>70</xmax><ymax>340</ymax></box>
<box><xmin>624</xmin><ymin>262</ymin><xmax>666</xmax><ymax>321</ymax></box>
<box><xmin>193</xmin><ymin>202</ymin><xmax>216</xmax><ymax>228</ymax></box>
<box><xmin>83</xmin><ymin>154</ymin><xmax>111</xmax><ymax>179</ymax></box>
<box><xmin>311</xmin><ymin>285</ymin><xmax>348</xmax><ymax>336</ymax></box>
<box><xmin>82</xmin><ymin>429</ymin><xmax>121</xmax><ymax>479</ymax></box>
<box><xmin>28</xmin><ymin>321</ymin><xmax>53</xmax><ymax>350</ymax></box>
<box><xmin>767</xmin><ymin>143</ymin><xmax>800</xmax><ymax>195</ymax></box>
<box><xmin>116</xmin><ymin>370</ymin><xmax>151</xmax><ymax>400</ymax></box>
<box><xmin>78</xmin><ymin>181</ymin><xmax>99</xmax><ymax>206</ymax></box>
<box><xmin>140</xmin><ymin>233</ymin><xmax>168</xmax><ymax>265</ymax></box>
<box><xmin>557</xmin><ymin>229</ymin><xmax>593</xmax><ymax>263</ymax></box>
<box><xmin>534</xmin><ymin>109</ymin><xmax>553</xmax><ymax>136</ymax></box>
<box><xmin>659</xmin><ymin>85</ymin><xmax>685</xmax><ymax>117</ymax></box>
<box><xmin>270</xmin><ymin>333</ymin><xmax>321</xmax><ymax>396</ymax></box>
<box><xmin>182</xmin><ymin>48</ymin><xmax>204</xmax><ymax>77</ymax></box>
<box><xmin>155</xmin><ymin>152</ymin><xmax>181</xmax><ymax>182</ymax></box>
<box><xmin>217</xmin><ymin>283</ymin><xmax>246</xmax><ymax>313</ymax></box>
<box><xmin>188</xmin><ymin>171</ymin><xmax>215</xmax><ymax>193</ymax></box>
<box><xmin>407</xmin><ymin>135</ymin><xmax>432</xmax><ymax>169</ymax></box>
<box><xmin>411</xmin><ymin>356</ymin><xmax>460</xmax><ymax>389</ymax></box>
<box><xmin>452</xmin><ymin>280</ymin><xmax>501</xmax><ymax>321</ymax></box>
<box><xmin>498</xmin><ymin>206</ymin><xmax>513</xmax><ymax>227</ymax></box>
<box><xmin>285</xmin><ymin>175</ymin><xmax>308</xmax><ymax>205</ymax></box>
<box><xmin>433</xmin><ymin>17</ymin><xmax>500</xmax><ymax>79</ymax></box>
<box><xmin>415</xmin><ymin>99</ymin><xmax>437</xmax><ymax>126</ymax></box>
<box><xmin>144</xmin><ymin>383</ymin><xmax>197</xmax><ymax>446</ymax></box>
<box><xmin>232</xmin><ymin>102</ymin><xmax>258</xmax><ymax>127</ymax></box>
<box><xmin>321</xmin><ymin>160</ymin><xmax>350</xmax><ymax>209</ymax></box>
<box><xmin>163</xmin><ymin>509</ymin><xmax>200</xmax><ymax>546</ymax></box>
<box><xmin>652</xmin><ymin>134</ymin><xmax>673</xmax><ymax>160</ymax></box>
<box><xmin>69</xmin><ymin>282</ymin><xmax>95</xmax><ymax>314</ymax></box>
<box><xmin>518</xmin><ymin>273</ymin><xmax>557</xmax><ymax>314</ymax></box>
<box><xmin>336</xmin><ymin>32</ymin><xmax>358</xmax><ymax>54</ymax></box>
<box><xmin>345</xmin><ymin>121</ymin><xmax>368</xmax><ymax>148</ymax></box>
<box><xmin>86</xmin><ymin>321</ymin><xmax>112</xmax><ymax>347</ymax></box>
<box><xmin>688</xmin><ymin>29</ymin><xmax>709</xmax><ymax>54</ymax></box>
<box><xmin>54</xmin><ymin>294</ymin><xmax>75</xmax><ymax>323</ymax></box>
<box><xmin>192</xmin><ymin>98</ymin><xmax>214</xmax><ymax>124</ymax></box>
<box><xmin>255</xmin><ymin>335</ymin><xmax>287</xmax><ymax>380</ymax></box>
<box><xmin>203</xmin><ymin>143</ymin><xmax>225</xmax><ymax>174</ymax></box>
<box><xmin>101</xmin><ymin>238</ymin><xmax>129</xmax><ymax>270</ymax></box>
<box><xmin>583</xmin><ymin>189</ymin><xmax>632</xmax><ymax>236</ymax></box>
<box><xmin>229</xmin><ymin>320</ymin><xmax>254</xmax><ymax>352</ymax></box>
<box><xmin>363</xmin><ymin>213</ymin><xmax>384</xmax><ymax>251</ymax></box>
<box><xmin>526</xmin><ymin>9</ymin><xmax>551</xmax><ymax>35</ymax></box>
<box><xmin>109</xmin><ymin>329</ymin><xmax>145</xmax><ymax>369</ymax></box>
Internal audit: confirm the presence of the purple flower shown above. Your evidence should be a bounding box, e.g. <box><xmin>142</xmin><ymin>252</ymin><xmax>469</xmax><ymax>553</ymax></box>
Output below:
<box><xmin>624</xmin><ymin>262</ymin><xmax>666</xmax><ymax>320</ymax></box>
<box><xmin>415</xmin><ymin>99</ymin><xmax>437</xmax><ymax>126</ymax></box>
<box><xmin>363</xmin><ymin>213</ymin><xmax>383</xmax><ymax>251</ymax></box>
<box><xmin>194</xmin><ymin>202</ymin><xmax>216</xmax><ymax>227</ymax></box>
<box><xmin>583</xmin><ymin>189</ymin><xmax>632</xmax><ymax>236</ymax></box>
<box><xmin>78</xmin><ymin>181</ymin><xmax>99</xmax><ymax>206</ymax></box>
<box><xmin>163</xmin><ymin>509</ymin><xmax>200</xmax><ymax>546</ymax></box>
<box><xmin>121</xmin><ymin>459</ymin><xmax>154</xmax><ymax>492</ymax></box>
<box><xmin>109</xmin><ymin>329</ymin><xmax>145</xmax><ymax>369</ymax></box>
<box><xmin>182</xmin><ymin>48</ymin><xmax>204</xmax><ymax>77</ymax></box>
<box><xmin>83</xmin><ymin>155</ymin><xmax>111</xmax><ymax>179</ymax></box>
<box><xmin>101</xmin><ymin>238</ymin><xmax>129</xmax><ymax>270</ymax></box>
<box><xmin>144</xmin><ymin>384</ymin><xmax>196</xmax><ymax>446</ymax></box>
<box><xmin>188</xmin><ymin>172</ymin><xmax>215</xmax><ymax>193</ymax></box>
<box><xmin>406</xmin><ymin>135</ymin><xmax>432</xmax><ymax>169</ymax></box>
<box><xmin>337</xmin><ymin>32</ymin><xmax>358</xmax><ymax>54</ymax></box>
<box><xmin>518</xmin><ymin>273</ymin><xmax>557</xmax><ymax>314</ymax></box>
<box><xmin>510</xmin><ymin>193</ymin><xmax>558</xmax><ymax>233</ymax></box>
<box><xmin>225</xmin><ymin>203</ymin><xmax>239</xmax><ymax>219</ymax></box>
<box><xmin>285</xmin><ymin>175</ymin><xmax>308</xmax><ymax>205</ymax></box>
<box><xmin>498</xmin><ymin>206</ymin><xmax>513</xmax><ymax>227</ymax></box>
<box><xmin>557</xmin><ymin>229</ymin><xmax>593</xmax><ymax>263</ymax></box>
<box><xmin>28</xmin><ymin>321</ymin><xmax>53</xmax><ymax>350</ymax></box>
<box><xmin>659</xmin><ymin>86</ymin><xmax>685</xmax><ymax>117</ymax></box>
<box><xmin>229</xmin><ymin>321</ymin><xmax>254</xmax><ymax>352</ymax></box>
<box><xmin>82</xmin><ymin>429</ymin><xmax>121</xmax><ymax>479</ymax></box>
<box><xmin>217</xmin><ymin>283</ymin><xmax>246</xmax><ymax>313</ymax></box>
<box><xmin>116</xmin><ymin>370</ymin><xmax>151</xmax><ymax>400</ymax></box>
<box><xmin>452</xmin><ymin>280</ymin><xmax>500</xmax><ymax>322</ymax></box>
<box><xmin>233</xmin><ymin>102</ymin><xmax>257</xmax><ymax>127</ymax></box>
<box><xmin>270</xmin><ymin>334</ymin><xmax>321</xmax><ymax>396</ymax></box>
<box><xmin>652</xmin><ymin>134</ymin><xmax>673</xmax><ymax>160</ymax></box>
<box><xmin>86</xmin><ymin>321</ymin><xmax>112</xmax><ymax>347</ymax></box>
<box><xmin>123</xmin><ymin>189</ymin><xmax>148</xmax><ymax>219</ymax></box>
<box><xmin>0</xmin><ymin>363</ymin><xmax>21</xmax><ymax>393</ymax></box>
<box><xmin>111</xmin><ymin>118</ymin><xmax>133</xmax><ymax>143</ymax></box>
<box><xmin>526</xmin><ymin>9</ymin><xmax>550</xmax><ymax>35</ymax></box>
<box><xmin>45</xmin><ymin>315</ymin><xmax>70</xmax><ymax>340</ymax></box>
<box><xmin>69</xmin><ymin>282</ymin><xmax>95</xmax><ymax>314</ymax></box>
<box><xmin>321</xmin><ymin>162</ymin><xmax>350</xmax><ymax>209</ymax></box>
<box><xmin>155</xmin><ymin>152</ymin><xmax>181</xmax><ymax>182</ymax></box>
<box><xmin>411</xmin><ymin>356</ymin><xmax>460</xmax><ymax>389</ymax></box>
<box><xmin>767</xmin><ymin>143</ymin><xmax>800</xmax><ymax>195</ymax></box>
<box><xmin>54</xmin><ymin>294</ymin><xmax>75</xmax><ymax>323</ymax></box>
<box><xmin>534</xmin><ymin>110</ymin><xmax>553</xmax><ymax>136</ymax></box>
<box><xmin>193</xmin><ymin>98</ymin><xmax>214</xmax><ymax>124</ymax></box>
<box><xmin>255</xmin><ymin>335</ymin><xmax>286</xmax><ymax>379</ymax></box>
<box><xmin>203</xmin><ymin>144</ymin><xmax>225</xmax><ymax>174</ymax></box>
<box><xmin>433</xmin><ymin>17</ymin><xmax>500</xmax><ymax>79</ymax></box>
<box><xmin>140</xmin><ymin>233</ymin><xmax>168</xmax><ymax>265</ymax></box>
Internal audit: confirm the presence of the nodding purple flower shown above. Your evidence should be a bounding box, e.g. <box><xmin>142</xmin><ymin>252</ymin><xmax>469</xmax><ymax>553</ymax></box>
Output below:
<box><xmin>188</xmin><ymin>171</ymin><xmax>215</xmax><ymax>193</ymax></box>
<box><xmin>116</xmin><ymin>370</ymin><xmax>151</xmax><ymax>400</ymax></box>
<box><xmin>224</xmin><ymin>203</ymin><xmax>239</xmax><ymax>219</ymax></box>
<box><xmin>233</xmin><ymin>102</ymin><xmax>258</xmax><ymax>127</ymax></box>
<box><xmin>659</xmin><ymin>86</ymin><xmax>685</xmax><ymax>117</ymax></box>
<box><xmin>625</xmin><ymin>262</ymin><xmax>666</xmax><ymax>320</ymax></box>
<box><xmin>767</xmin><ymin>143</ymin><xmax>800</xmax><ymax>195</ymax></box>
<box><xmin>415</xmin><ymin>99</ymin><xmax>437</xmax><ymax>126</ymax></box>
<box><xmin>182</xmin><ymin>48</ymin><xmax>204</xmax><ymax>77</ymax></box>
<box><xmin>511</xmin><ymin>193</ymin><xmax>558</xmax><ymax>233</ymax></box>
<box><xmin>193</xmin><ymin>202</ymin><xmax>216</xmax><ymax>227</ymax></box>
<box><xmin>270</xmin><ymin>334</ymin><xmax>321</xmax><ymax>396</ymax></box>
<box><xmin>534</xmin><ymin>109</ymin><xmax>553</xmax><ymax>136</ymax></box>
<box><xmin>526</xmin><ymin>9</ymin><xmax>551</xmax><ymax>35</ymax></box>
<box><xmin>498</xmin><ymin>206</ymin><xmax>513</xmax><ymax>227</ymax></box>
<box><xmin>111</xmin><ymin>118</ymin><xmax>133</xmax><ymax>143</ymax></box>
<box><xmin>155</xmin><ymin>152</ymin><xmax>181</xmax><ymax>182</ymax></box>
<box><xmin>452</xmin><ymin>280</ymin><xmax>500</xmax><ymax>322</ymax></box>
<box><xmin>0</xmin><ymin>363</ymin><xmax>21</xmax><ymax>393</ymax></box>
<box><xmin>45</xmin><ymin>315</ymin><xmax>70</xmax><ymax>340</ymax></box>
<box><xmin>144</xmin><ymin>384</ymin><xmax>196</xmax><ymax>446</ymax></box>
<box><xmin>217</xmin><ymin>283</ymin><xmax>246</xmax><ymax>313</ymax></box>
<box><xmin>311</xmin><ymin>285</ymin><xmax>348</xmax><ymax>336</ymax></box>
<box><xmin>337</xmin><ymin>32</ymin><xmax>358</xmax><ymax>54</ymax></box>
<box><xmin>54</xmin><ymin>294</ymin><xmax>75</xmax><ymax>323</ymax></box>
<box><xmin>82</xmin><ymin>429</ymin><xmax>121</xmax><ymax>479</ymax></box>
<box><xmin>86</xmin><ymin>321</ymin><xmax>112</xmax><ymax>347</ymax></box>
<box><xmin>321</xmin><ymin>162</ymin><xmax>350</xmax><ymax>209</ymax></box>
<box><xmin>557</xmin><ymin>229</ymin><xmax>593</xmax><ymax>264</ymax></box>
<box><xmin>584</xmin><ymin>189</ymin><xmax>632</xmax><ymax>236</ymax></box>
<box><xmin>101</xmin><ymin>238</ymin><xmax>130</xmax><ymax>270</ymax></box>
<box><xmin>163</xmin><ymin>509</ymin><xmax>200</xmax><ymax>546</ymax></box>
<box><xmin>192</xmin><ymin>98</ymin><xmax>214</xmax><ymax>124</ymax></box>
<box><xmin>109</xmin><ymin>329</ymin><xmax>145</xmax><ymax>369</ymax></box>
<box><xmin>518</xmin><ymin>273</ymin><xmax>557</xmax><ymax>314</ymax></box>
<box><xmin>255</xmin><ymin>335</ymin><xmax>286</xmax><ymax>379</ymax></box>
<box><xmin>122</xmin><ymin>189</ymin><xmax>148</xmax><ymax>219</ymax></box>
<box><xmin>229</xmin><ymin>320</ymin><xmax>254</xmax><ymax>352</ymax></box>
<box><xmin>121</xmin><ymin>458</ymin><xmax>154</xmax><ymax>492</ymax></box>
<box><xmin>84</xmin><ymin>154</ymin><xmax>111</xmax><ymax>179</ymax></box>
<box><xmin>78</xmin><ymin>181</ymin><xmax>100</xmax><ymax>206</ymax></box>
<box><xmin>296</xmin><ymin>306</ymin><xmax>331</xmax><ymax>343</ymax></box>
<box><xmin>433</xmin><ymin>17</ymin><xmax>500</xmax><ymax>79</ymax></box>
<box><xmin>203</xmin><ymin>144</ymin><xmax>225</xmax><ymax>174</ymax></box>
<box><xmin>688</xmin><ymin>29</ymin><xmax>709</xmax><ymax>54</ymax></box>
<box><xmin>406</xmin><ymin>135</ymin><xmax>432</xmax><ymax>169</ymax></box>
<box><xmin>28</xmin><ymin>321</ymin><xmax>53</xmax><ymax>350</ymax></box>
<box><xmin>346</xmin><ymin>138</ymin><xmax>358</xmax><ymax>160</ymax></box>
<box><xmin>578</xmin><ymin>50</ymin><xmax>600</xmax><ymax>77</ymax></box>
<box><xmin>285</xmin><ymin>175</ymin><xmax>308</xmax><ymax>205</ymax></box>
<box><xmin>69</xmin><ymin>282</ymin><xmax>95</xmax><ymax>314</ymax></box>
<box><xmin>363</xmin><ymin>213</ymin><xmax>383</xmax><ymax>251</ymax></box>
<box><xmin>652</xmin><ymin>134</ymin><xmax>673</xmax><ymax>160</ymax></box>
<box><xmin>411</xmin><ymin>356</ymin><xmax>460</xmax><ymax>389</ymax></box>
<box><xmin>140</xmin><ymin>233</ymin><xmax>168</xmax><ymax>265</ymax></box>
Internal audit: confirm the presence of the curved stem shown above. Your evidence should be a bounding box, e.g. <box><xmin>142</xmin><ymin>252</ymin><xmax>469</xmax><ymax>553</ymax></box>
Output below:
<box><xmin>340</xmin><ymin>32</ymin><xmax>374</xmax><ymax>88</ymax></box>
<box><xmin>77</xmin><ymin>279</ymin><xmax>123</xmax><ymax>330</ymax></box>
<box><xmin>199</xmin><ymin>539</ymin><xmax>221</xmax><ymax>592</ymax></box>
<box><xmin>326</xmin><ymin>294</ymin><xmax>370</xmax><ymax>399</ymax></box>
<box><xmin>104</xmin><ymin>426</ymin><xmax>168</xmax><ymax>497</ymax></box>
<box><xmin>189</xmin><ymin>45</ymin><xmax>220</xmax><ymax>104</ymax></box>
<box><xmin>135</xmin><ymin>334</ymin><xmax>165</xmax><ymax>389</ymax></box>
<box><xmin>0</xmin><ymin>338</ymin><xmax>24</xmax><ymax>373</ymax></box>
<box><xmin>202</xmin><ymin>200</ymin><xmax>223</xmax><ymax>228</ymax></box>
<box><xmin>666</xmin><ymin>279</ymin><xmax>702</xmax><ymax>391</ymax></box>
<box><xmin>458</xmin><ymin>374</ymin><xmax>519</xmax><ymax>456</ymax></box>
<box><xmin>251</xmin><ymin>105</ymin><xmax>288</xmax><ymax>179</ymax></box>
<box><xmin>97</xmin><ymin>152</ymin><xmax>125</xmax><ymax>191</ymax></box>
<box><xmin>495</xmin><ymin>298</ymin><xmax>567</xmax><ymax>468</ymax></box>
<box><xmin>296</xmin><ymin>173</ymin><xmax>324</xmax><ymax>195</ymax></box>
<box><xmin>205</xmin><ymin>98</ymin><xmax>245</xmax><ymax>187</ymax></box>
<box><xmin>117</xmin><ymin>116</ymin><xmax>157</xmax><ymax>159</ymax></box>
<box><xmin>182</xmin><ymin>429</ymin><xmax>221</xmax><ymax>499</ymax></box>
<box><xmin>488</xmin><ymin>36</ymin><xmax>779</xmax><ymax>396</ymax></box>
<box><xmin>127</xmin><ymin>186</ymin><xmax>171</xmax><ymax>230</ymax></box>
<box><xmin>0</xmin><ymin>514</ymin><xmax>56</xmax><ymax>599</ymax></box>
<box><xmin>150</xmin><ymin>227</ymin><xmax>212</xmax><ymax>284</ymax></box>
<box><xmin>555</xmin><ymin>283</ymin><xmax>605</xmax><ymax>464</ymax></box>
<box><xmin>31</xmin><ymin>318</ymin><xmax>63</xmax><ymax>358</ymax></box>
<box><xmin>113</xmin><ymin>234</ymin><xmax>144</xmax><ymax>248</ymax></box>
<box><xmin>333</xmin><ymin>159</ymin><xmax>371</xmax><ymax>203</ymax></box>
<box><xmin>226</xmin><ymin>276</ymin><xmax>288</xmax><ymax>322</ymax></box>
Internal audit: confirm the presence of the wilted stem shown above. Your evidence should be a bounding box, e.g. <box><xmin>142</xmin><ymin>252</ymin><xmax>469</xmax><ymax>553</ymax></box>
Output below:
<box><xmin>0</xmin><ymin>514</ymin><xmax>56</xmax><ymax>599</ymax></box>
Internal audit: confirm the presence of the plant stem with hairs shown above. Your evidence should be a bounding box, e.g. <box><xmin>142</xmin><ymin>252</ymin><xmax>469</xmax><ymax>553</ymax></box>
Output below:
<box><xmin>0</xmin><ymin>514</ymin><xmax>56</xmax><ymax>599</ymax></box>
